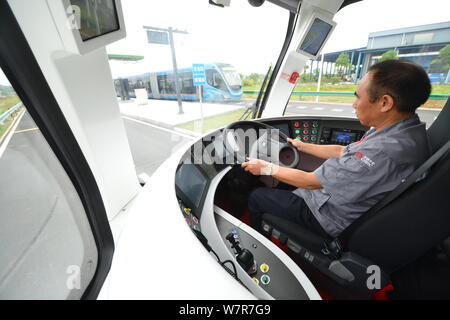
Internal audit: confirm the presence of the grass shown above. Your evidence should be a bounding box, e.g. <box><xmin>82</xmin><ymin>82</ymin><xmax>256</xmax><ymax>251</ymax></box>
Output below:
<box><xmin>176</xmin><ymin>108</ymin><xmax>248</xmax><ymax>134</ymax></box>
<box><xmin>244</xmin><ymin>83</ymin><xmax>450</xmax><ymax>109</ymax></box>
<box><xmin>0</xmin><ymin>95</ymin><xmax>20</xmax><ymax>114</ymax></box>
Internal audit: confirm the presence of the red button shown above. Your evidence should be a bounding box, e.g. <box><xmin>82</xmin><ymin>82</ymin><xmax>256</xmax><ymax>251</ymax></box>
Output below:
<box><xmin>303</xmin><ymin>130</ymin><xmax>309</xmax><ymax>134</ymax></box>
<box><xmin>186</xmin><ymin>218</ymin><xmax>191</xmax><ymax>226</ymax></box>
<box><xmin>303</xmin><ymin>123</ymin><xmax>309</xmax><ymax>127</ymax></box>
<box><xmin>193</xmin><ymin>217</ymin><xmax>199</xmax><ymax>224</ymax></box>
<box><xmin>294</xmin><ymin>122</ymin><xmax>300</xmax><ymax>128</ymax></box>
<box><xmin>303</xmin><ymin>136</ymin><xmax>309</xmax><ymax>141</ymax></box>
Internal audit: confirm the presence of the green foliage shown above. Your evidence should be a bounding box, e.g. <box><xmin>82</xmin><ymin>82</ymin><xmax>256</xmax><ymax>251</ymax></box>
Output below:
<box><xmin>430</xmin><ymin>45</ymin><xmax>450</xmax><ymax>73</ymax></box>
<box><xmin>335</xmin><ymin>53</ymin><xmax>352</xmax><ymax>77</ymax></box>
<box><xmin>379</xmin><ymin>50</ymin><xmax>399</xmax><ymax>62</ymax></box>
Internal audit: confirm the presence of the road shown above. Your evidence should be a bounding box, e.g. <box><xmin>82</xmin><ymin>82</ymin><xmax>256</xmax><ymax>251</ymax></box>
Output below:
<box><xmin>122</xmin><ymin>117</ymin><xmax>193</xmax><ymax>177</ymax></box>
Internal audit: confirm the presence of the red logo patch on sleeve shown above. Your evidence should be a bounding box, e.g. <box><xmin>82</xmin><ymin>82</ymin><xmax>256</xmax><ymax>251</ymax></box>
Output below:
<box><xmin>355</xmin><ymin>152</ymin><xmax>363</xmax><ymax>159</ymax></box>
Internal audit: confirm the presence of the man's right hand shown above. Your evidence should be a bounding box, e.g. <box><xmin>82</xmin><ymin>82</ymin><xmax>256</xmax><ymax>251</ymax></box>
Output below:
<box><xmin>287</xmin><ymin>138</ymin><xmax>304</xmax><ymax>151</ymax></box>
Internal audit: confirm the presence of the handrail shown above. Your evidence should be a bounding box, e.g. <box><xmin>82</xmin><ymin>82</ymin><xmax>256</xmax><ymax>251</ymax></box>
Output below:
<box><xmin>243</xmin><ymin>91</ymin><xmax>450</xmax><ymax>100</ymax></box>
<box><xmin>0</xmin><ymin>102</ymin><xmax>23</xmax><ymax>124</ymax></box>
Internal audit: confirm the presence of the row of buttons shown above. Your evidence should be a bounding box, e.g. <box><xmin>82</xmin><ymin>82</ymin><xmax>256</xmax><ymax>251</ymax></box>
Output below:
<box><xmin>181</xmin><ymin>204</ymin><xmax>200</xmax><ymax>232</ymax></box>
<box><xmin>252</xmin><ymin>263</ymin><xmax>271</xmax><ymax>286</ymax></box>
<box><xmin>292</xmin><ymin>121</ymin><xmax>320</xmax><ymax>143</ymax></box>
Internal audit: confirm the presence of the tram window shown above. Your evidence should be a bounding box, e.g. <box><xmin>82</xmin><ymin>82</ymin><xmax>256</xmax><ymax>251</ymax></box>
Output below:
<box><xmin>284</xmin><ymin>0</ymin><xmax>449</xmax><ymax>128</ymax></box>
<box><xmin>206</xmin><ymin>69</ymin><xmax>228</xmax><ymax>91</ymax></box>
<box><xmin>0</xmin><ymin>68</ymin><xmax>97</xmax><ymax>299</ymax></box>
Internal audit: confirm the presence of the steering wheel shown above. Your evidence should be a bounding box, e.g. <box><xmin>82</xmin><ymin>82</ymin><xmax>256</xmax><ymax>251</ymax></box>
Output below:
<box><xmin>222</xmin><ymin>120</ymin><xmax>300</xmax><ymax>168</ymax></box>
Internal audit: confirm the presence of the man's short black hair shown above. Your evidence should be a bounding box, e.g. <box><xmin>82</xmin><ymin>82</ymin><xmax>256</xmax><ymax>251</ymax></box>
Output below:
<box><xmin>367</xmin><ymin>60</ymin><xmax>431</xmax><ymax>113</ymax></box>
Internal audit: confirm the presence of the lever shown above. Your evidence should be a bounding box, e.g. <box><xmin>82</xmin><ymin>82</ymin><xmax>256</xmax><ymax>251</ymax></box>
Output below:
<box><xmin>226</xmin><ymin>233</ymin><xmax>257</xmax><ymax>276</ymax></box>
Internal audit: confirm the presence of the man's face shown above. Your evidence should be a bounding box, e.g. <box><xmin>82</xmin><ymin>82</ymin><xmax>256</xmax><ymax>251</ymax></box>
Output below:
<box><xmin>353</xmin><ymin>72</ymin><xmax>382</xmax><ymax>127</ymax></box>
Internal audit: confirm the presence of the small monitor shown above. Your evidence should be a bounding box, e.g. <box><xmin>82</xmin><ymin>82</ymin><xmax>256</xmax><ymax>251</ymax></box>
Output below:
<box><xmin>176</xmin><ymin>164</ymin><xmax>209</xmax><ymax>214</ymax></box>
<box><xmin>47</xmin><ymin>0</ymin><xmax>126</xmax><ymax>55</ymax></box>
<box><xmin>297</xmin><ymin>14</ymin><xmax>335</xmax><ymax>59</ymax></box>
<box><xmin>331</xmin><ymin>130</ymin><xmax>357</xmax><ymax>144</ymax></box>
<box><xmin>69</xmin><ymin>0</ymin><xmax>120</xmax><ymax>41</ymax></box>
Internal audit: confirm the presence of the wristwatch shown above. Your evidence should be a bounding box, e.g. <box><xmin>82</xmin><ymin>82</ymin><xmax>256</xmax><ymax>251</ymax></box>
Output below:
<box><xmin>261</xmin><ymin>162</ymin><xmax>274</xmax><ymax>176</ymax></box>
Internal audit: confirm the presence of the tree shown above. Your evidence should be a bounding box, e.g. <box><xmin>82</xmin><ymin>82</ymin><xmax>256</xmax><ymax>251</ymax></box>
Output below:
<box><xmin>379</xmin><ymin>50</ymin><xmax>399</xmax><ymax>62</ymax></box>
<box><xmin>335</xmin><ymin>53</ymin><xmax>351</xmax><ymax>78</ymax></box>
<box><xmin>430</xmin><ymin>45</ymin><xmax>450</xmax><ymax>73</ymax></box>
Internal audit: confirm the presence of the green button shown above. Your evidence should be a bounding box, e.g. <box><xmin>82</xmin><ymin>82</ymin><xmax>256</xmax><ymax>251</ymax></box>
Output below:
<box><xmin>295</xmin><ymin>130</ymin><xmax>300</xmax><ymax>134</ymax></box>
<box><xmin>261</xmin><ymin>275</ymin><xmax>271</xmax><ymax>285</ymax></box>
<box><xmin>311</xmin><ymin>136</ymin><xmax>317</xmax><ymax>141</ymax></box>
<box><xmin>313</xmin><ymin>122</ymin><xmax>319</xmax><ymax>128</ymax></box>
<box><xmin>312</xmin><ymin>130</ymin><xmax>318</xmax><ymax>135</ymax></box>
<box><xmin>296</xmin><ymin>137</ymin><xmax>301</xmax><ymax>140</ymax></box>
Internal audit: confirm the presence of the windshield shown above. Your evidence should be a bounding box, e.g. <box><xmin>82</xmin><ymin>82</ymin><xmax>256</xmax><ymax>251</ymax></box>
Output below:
<box><xmin>284</xmin><ymin>0</ymin><xmax>450</xmax><ymax>129</ymax></box>
<box><xmin>218</xmin><ymin>64</ymin><xmax>243</xmax><ymax>89</ymax></box>
<box><xmin>107</xmin><ymin>0</ymin><xmax>288</xmax><ymax>177</ymax></box>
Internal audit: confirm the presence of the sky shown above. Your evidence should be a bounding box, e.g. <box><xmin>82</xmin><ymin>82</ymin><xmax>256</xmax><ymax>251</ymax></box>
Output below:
<box><xmin>1</xmin><ymin>0</ymin><xmax>450</xmax><ymax>85</ymax></box>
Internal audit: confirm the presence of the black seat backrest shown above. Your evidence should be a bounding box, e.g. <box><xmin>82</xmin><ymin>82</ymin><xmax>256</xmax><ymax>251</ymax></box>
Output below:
<box><xmin>339</xmin><ymin>97</ymin><xmax>450</xmax><ymax>274</ymax></box>
<box><xmin>427</xmin><ymin>97</ymin><xmax>450</xmax><ymax>153</ymax></box>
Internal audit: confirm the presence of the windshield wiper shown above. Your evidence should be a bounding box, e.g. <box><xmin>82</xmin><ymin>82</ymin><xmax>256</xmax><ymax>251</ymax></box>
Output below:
<box><xmin>241</xmin><ymin>65</ymin><xmax>272</xmax><ymax>120</ymax></box>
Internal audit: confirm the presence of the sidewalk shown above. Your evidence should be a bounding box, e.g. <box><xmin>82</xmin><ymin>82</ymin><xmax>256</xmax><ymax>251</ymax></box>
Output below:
<box><xmin>118</xmin><ymin>98</ymin><xmax>244</xmax><ymax>131</ymax></box>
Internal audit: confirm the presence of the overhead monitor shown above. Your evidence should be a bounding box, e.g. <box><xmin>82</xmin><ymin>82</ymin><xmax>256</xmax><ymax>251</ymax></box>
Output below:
<box><xmin>69</xmin><ymin>0</ymin><xmax>120</xmax><ymax>41</ymax></box>
<box><xmin>296</xmin><ymin>14</ymin><xmax>336</xmax><ymax>59</ymax></box>
<box><xmin>47</xmin><ymin>0</ymin><xmax>126</xmax><ymax>55</ymax></box>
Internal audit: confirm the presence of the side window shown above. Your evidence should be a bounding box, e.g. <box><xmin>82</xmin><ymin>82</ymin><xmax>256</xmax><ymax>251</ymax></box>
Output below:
<box><xmin>0</xmin><ymin>68</ymin><xmax>98</xmax><ymax>299</ymax></box>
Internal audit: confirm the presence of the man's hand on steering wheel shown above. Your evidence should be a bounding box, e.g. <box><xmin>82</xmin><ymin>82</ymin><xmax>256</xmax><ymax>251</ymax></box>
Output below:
<box><xmin>287</xmin><ymin>138</ymin><xmax>304</xmax><ymax>151</ymax></box>
<box><xmin>241</xmin><ymin>157</ymin><xmax>278</xmax><ymax>176</ymax></box>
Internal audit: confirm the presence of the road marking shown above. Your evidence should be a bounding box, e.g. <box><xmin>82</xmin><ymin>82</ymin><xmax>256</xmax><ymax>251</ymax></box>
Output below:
<box><xmin>15</xmin><ymin>128</ymin><xmax>39</xmax><ymax>134</ymax></box>
<box><xmin>312</xmin><ymin>107</ymin><xmax>324</xmax><ymax>110</ymax></box>
<box><xmin>331</xmin><ymin>108</ymin><xmax>344</xmax><ymax>112</ymax></box>
<box><xmin>296</xmin><ymin>106</ymin><xmax>307</xmax><ymax>110</ymax></box>
<box><xmin>122</xmin><ymin>116</ymin><xmax>195</xmax><ymax>139</ymax></box>
<box><xmin>0</xmin><ymin>109</ymin><xmax>26</xmax><ymax>158</ymax></box>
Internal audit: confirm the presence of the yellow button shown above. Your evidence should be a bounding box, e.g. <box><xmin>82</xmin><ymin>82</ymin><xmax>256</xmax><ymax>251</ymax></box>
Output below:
<box><xmin>260</xmin><ymin>263</ymin><xmax>270</xmax><ymax>273</ymax></box>
<box><xmin>184</xmin><ymin>208</ymin><xmax>191</xmax><ymax>214</ymax></box>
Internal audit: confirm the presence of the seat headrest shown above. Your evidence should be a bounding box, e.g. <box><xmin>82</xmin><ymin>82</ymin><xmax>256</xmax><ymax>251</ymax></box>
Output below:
<box><xmin>427</xmin><ymin>97</ymin><xmax>450</xmax><ymax>153</ymax></box>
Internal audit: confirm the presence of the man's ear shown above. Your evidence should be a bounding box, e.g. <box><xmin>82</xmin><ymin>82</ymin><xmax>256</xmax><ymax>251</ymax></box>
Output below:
<box><xmin>380</xmin><ymin>94</ymin><xmax>395</xmax><ymax>112</ymax></box>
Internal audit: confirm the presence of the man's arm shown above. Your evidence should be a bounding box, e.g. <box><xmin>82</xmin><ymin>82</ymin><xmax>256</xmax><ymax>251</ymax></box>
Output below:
<box><xmin>241</xmin><ymin>158</ymin><xmax>323</xmax><ymax>190</ymax></box>
<box><xmin>288</xmin><ymin>138</ymin><xmax>345</xmax><ymax>160</ymax></box>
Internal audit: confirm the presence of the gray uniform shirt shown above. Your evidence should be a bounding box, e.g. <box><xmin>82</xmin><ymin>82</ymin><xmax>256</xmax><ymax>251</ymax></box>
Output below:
<box><xmin>293</xmin><ymin>114</ymin><xmax>431</xmax><ymax>237</ymax></box>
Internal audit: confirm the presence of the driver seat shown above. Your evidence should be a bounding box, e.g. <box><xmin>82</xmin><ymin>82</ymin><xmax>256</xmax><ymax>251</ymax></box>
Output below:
<box><xmin>261</xmin><ymin>97</ymin><xmax>450</xmax><ymax>298</ymax></box>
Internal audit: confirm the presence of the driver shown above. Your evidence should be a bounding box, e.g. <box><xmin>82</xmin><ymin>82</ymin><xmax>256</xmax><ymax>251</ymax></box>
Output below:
<box><xmin>242</xmin><ymin>60</ymin><xmax>432</xmax><ymax>238</ymax></box>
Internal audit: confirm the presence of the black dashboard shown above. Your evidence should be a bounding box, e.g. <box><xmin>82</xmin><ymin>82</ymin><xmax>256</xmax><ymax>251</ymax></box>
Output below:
<box><xmin>174</xmin><ymin>116</ymin><xmax>369</xmax><ymax>299</ymax></box>
<box><xmin>175</xmin><ymin>116</ymin><xmax>368</xmax><ymax>226</ymax></box>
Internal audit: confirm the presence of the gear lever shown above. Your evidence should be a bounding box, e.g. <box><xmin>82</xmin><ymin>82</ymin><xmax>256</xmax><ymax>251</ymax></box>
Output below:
<box><xmin>226</xmin><ymin>233</ymin><xmax>257</xmax><ymax>276</ymax></box>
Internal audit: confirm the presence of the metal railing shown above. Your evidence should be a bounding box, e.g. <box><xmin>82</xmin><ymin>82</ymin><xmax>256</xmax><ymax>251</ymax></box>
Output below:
<box><xmin>243</xmin><ymin>91</ymin><xmax>450</xmax><ymax>100</ymax></box>
<box><xmin>0</xmin><ymin>102</ymin><xmax>23</xmax><ymax>125</ymax></box>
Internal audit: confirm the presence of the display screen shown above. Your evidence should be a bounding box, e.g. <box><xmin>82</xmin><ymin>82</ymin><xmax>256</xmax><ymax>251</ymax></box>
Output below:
<box><xmin>331</xmin><ymin>130</ymin><xmax>357</xmax><ymax>144</ymax></box>
<box><xmin>176</xmin><ymin>164</ymin><xmax>208</xmax><ymax>209</ymax></box>
<box><xmin>298</xmin><ymin>18</ymin><xmax>333</xmax><ymax>56</ymax></box>
<box><xmin>70</xmin><ymin>0</ymin><xmax>120</xmax><ymax>41</ymax></box>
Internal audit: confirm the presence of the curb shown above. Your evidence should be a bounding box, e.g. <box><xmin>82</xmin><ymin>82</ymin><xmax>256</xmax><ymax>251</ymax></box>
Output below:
<box><xmin>0</xmin><ymin>107</ymin><xmax>25</xmax><ymax>147</ymax></box>
<box><xmin>121</xmin><ymin>113</ymin><xmax>201</xmax><ymax>138</ymax></box>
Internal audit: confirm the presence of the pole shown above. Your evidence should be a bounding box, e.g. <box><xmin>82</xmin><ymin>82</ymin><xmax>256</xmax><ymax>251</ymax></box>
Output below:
<box><xmin>168</xmin><ymin>27</ymin><xmax>183</xmax><ymax>114</ymax></box>
<box><xmin>316</xmin><ymin>54</ymin><xmax>325</xmax><ymax>103</ymax></box>
<box><xmin>199</xmin><ymin>85</ymin><xmax>204</xmax><ymax>133</ymax></box>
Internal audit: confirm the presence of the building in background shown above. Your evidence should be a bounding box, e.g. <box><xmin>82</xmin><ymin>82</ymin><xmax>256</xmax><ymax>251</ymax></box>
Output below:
<box><xmin>307</xmin><ymin>21</ymin><xmax>450</xmax><ymax>84</ymax></box>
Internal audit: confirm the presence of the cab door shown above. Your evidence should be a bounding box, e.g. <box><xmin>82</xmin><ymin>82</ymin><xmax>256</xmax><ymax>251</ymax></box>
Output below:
<box><xmin>0</xmin><ymin>1</ymin><xmax>113</xmax><ymax>300</ymax></box>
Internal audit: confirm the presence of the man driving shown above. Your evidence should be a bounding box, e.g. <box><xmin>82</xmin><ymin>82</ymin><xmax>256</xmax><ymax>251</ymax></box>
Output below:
<box><xmin>242</xmin><ymin>60</ymin><xmax>432</xmax><ymax>238</ymax></box>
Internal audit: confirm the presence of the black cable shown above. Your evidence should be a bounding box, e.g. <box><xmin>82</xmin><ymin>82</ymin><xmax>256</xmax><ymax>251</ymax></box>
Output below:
<box><xmin>221</xmin><ymin>260</ymin><xmax>238</xmax><ymax>280</ymax></box>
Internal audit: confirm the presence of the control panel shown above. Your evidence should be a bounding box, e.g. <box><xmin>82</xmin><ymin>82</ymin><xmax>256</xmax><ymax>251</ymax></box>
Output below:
<box><xmin>291</xmin><ymin>120</ymin><xmax>321</xmax><ymax>144</ymax></box>
<box><xmin>179</xmin><ymin>200</ymin><xmax>202</xmax><ymax>233</ymax></box>
<box><xmin>290</xmin><ymin>120</ymin><xmax>366</xmax><ymax>146</ymax></box>
<box><xmin>215</xmin><ymin>211</ymin><xmax>310</xmax><ymax>299</ymax></box>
